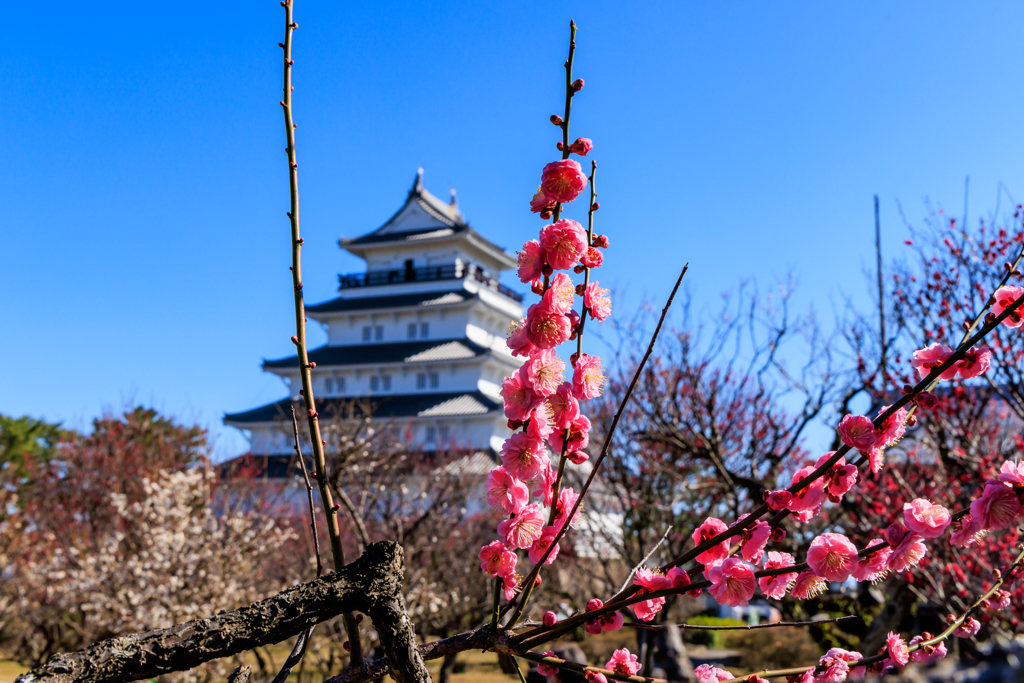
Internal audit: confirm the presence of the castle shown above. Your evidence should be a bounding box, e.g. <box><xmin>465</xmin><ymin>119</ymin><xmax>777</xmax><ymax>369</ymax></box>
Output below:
<box><xmin>224</xmin><ymin>170</ymin><xmax>524</xmax><ymax>458</ymax></box>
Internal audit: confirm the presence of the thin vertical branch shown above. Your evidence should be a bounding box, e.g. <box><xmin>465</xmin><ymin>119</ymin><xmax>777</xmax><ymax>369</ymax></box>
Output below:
<box><xmin>875</xmin><ymin>194</ymin><xmax>885</xmax><ymax>381</ymax></box>
<box><xmin>279</xmin><ymin>0</ymin><xmax>362</xmax><ymax>668</ymax></box>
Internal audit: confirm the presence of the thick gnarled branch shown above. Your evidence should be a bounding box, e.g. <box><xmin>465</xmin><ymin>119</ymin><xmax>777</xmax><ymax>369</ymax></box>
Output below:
<box><xmin>16</xmin><ymin>543</ymin><xmax>419</xmax><ymax>683</ymax></box>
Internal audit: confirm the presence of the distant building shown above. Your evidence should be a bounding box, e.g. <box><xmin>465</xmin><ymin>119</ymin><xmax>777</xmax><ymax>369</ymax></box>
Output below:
<box><xmin>224</xmin><ymin>170</ymin><xmax>524</xmax><ymax>458</ymax></box>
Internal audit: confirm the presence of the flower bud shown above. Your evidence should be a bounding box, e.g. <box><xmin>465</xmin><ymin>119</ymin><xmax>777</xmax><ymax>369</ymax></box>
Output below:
<box><xmin>550</xmin><ymin>114</ymin><xmax>564</xmax><ymax>126</ymax></box>
<box><xmin>575</xmin><ymin>284</ymin><xmax>586</xmax><ymax>296</ymax></box>
<box><xmin>355</xmin><ymin>613</ymin><xmax>364</xmax><ymax>623</ymax></box>
<box><xmin>915</xmin><ymin>392</ymin><xmax>938</xmax><ymax>409</ymax></box>
<box><xmin>572</xmin><ymin>78</ymin><xmax>584</xmax><ymax>92</ymax></box>
<box><xmin>309</xmin><ymin>361</ymin><xmax>316</xmax><ymax>368</ymax></box>
<box><xmin>586</xmin><ymin>598</ymin><xmax>604</xmax><ymax>612</ymax></box>
<box><xmin>507</xmin><ymin>419</ymin><xmax>523</xmax><ymax>430</ymax></box>
<box><xmin>769</xmin><ymin>526</ymin><xmax>786</xmax><ymax>543</ymax></box>
<box><xmin>540</xmin><ymin>209</ymin><xmax>553</xmax><ymax>220</ymax></box>
<box><xmin>570</xmin><ymin>137</ymin><xmax>593</xmax><ymax>156</ymax></box>
<box><xmin>885</xmin><ymin>522</ymin><xmax>907</xmax><ymax>547</ymax></box>
<box><xmin>556</xmin><ymin>141</ymin><xmax>565</xmax><ymax>151</ymax></box>
<box><xmin>592</xmin><ymin>234</ymin><xmax>609</xmax><ymax>248</ymax></box>
<box><xmin>591</xmin><ymin>201</ymin><xmax>600</xmax><ymax>211</ymax></box>
<box><xmin>534</xmin><ymin>574</ymin><xmax>543</xmax><ymax>587</ymax></box>
<box><xmin>342</xmin><ymin>641</ymin><xmax>350</xmax><ymax>651</ymax></box>
<box><xmin>573</xmin><ymin>265</ymin><xmax>586</xmax><ymax>274</ymax></box>
<box><xmin>584</xmin><ymin>620</ymin><xmax>602</xmax><ymax>634</ymax></box>
<box><xmin>542</xmin><ymin>264</ymin><xmax>554</xmax><ymax>277</ymax></box>
<box><xmin>291</xmin><ymin>335</ymin><xmax>299</xmax><ymax>344</ymax></box>
<box><xmin>543</xmin><ymin>611</ymin><xmax>558</xmax><ymax>626</ymax></box>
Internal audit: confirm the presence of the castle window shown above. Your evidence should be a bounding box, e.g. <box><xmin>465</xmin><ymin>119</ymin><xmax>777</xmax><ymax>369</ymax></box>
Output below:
<box><xmin>374</xmin><ymin>325</ymin><xmax>383</xmax><ymax>341</ymax></box>
<box><xmin>408</xmin><ymin>323</ymin><xmax>416</xmax><ymax>339</ymax></box>
<box><xmin>420</xmin><ymin>322</ymin><xmax>429</xmax><ymax>338</ymax></box>
<box><xmin>338</xmin><ymin>376</ymin><xmax>346</xmax><ymax>392</ymax></box>
<box><xmin>439</xmin><ymin>425</ymin><xmax>450</xmax><ymax>443</ymax></box>
<box><xmin>325</xmin><ymin>378</ymin><xmax>333</xmax><ymax>394</ymax></box>
<box><xmin>429</xmin><ymin>371</ymin><xmax>439</xmax><ymax>389</ymax></box>
<box><xmin>425</xmin><ymin>426</ymin><xmax>436</xmax><ymax>443</ymax></box>
<box><xmin>369</xmin><ymin>376</ymin><xmax>379</xmax><ymax>392</ymax></box>
<box><xmin>416</xmin><ymin>373</ymin><xmax>426</xmax><ymax>390</ymax></box>
<box><xmin>362</xmin><ymin>326</ymin><xmax>372</xmax><ymax>342</ymax></box>
<box><xmin>381</xmin><ymin>374</ymin><xmax>391</xmax><ymax>391</ymax></box>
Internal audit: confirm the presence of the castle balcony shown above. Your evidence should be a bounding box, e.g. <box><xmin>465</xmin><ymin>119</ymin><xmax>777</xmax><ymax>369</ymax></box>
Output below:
<box><xmin>338</xmin><ymin>263</ymin><xmax>523</xmax><ymax>302</ymax></box>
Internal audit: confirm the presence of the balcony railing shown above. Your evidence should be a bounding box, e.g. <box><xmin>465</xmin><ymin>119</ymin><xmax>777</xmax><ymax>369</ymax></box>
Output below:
<box><xmin>338</xmin><ymin>263</ymin><xmax>523</xmax><ymax>302</ymax></box>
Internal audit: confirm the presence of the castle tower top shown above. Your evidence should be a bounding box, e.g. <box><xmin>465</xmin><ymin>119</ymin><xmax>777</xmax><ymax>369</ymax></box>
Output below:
<box><xmin>338</xmin><ymin>169</ymin><xmax>517</xmax><ymax>276</ymax></box>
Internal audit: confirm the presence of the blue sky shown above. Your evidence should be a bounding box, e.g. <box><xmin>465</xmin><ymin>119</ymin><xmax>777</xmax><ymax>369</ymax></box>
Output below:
<box><xmin>3</xmin><ymin>1</ymin><xmax>1024</xmax><ymax>458</ymax></box>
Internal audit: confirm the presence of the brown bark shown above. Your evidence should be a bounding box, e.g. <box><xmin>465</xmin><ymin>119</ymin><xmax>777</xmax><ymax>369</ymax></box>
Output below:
<box><xmin>15</xmin><ymin>542</ymin><xmax>427</xmax><ymax>683</ymax></box>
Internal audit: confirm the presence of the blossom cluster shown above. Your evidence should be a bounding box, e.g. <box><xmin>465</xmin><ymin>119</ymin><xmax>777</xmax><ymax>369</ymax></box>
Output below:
<box><xmin>579</xmin><ymin>285</ymin><xmax>1024</xmax><ymax>671</ymax></box>
<box><xmin>478</xmin><ymin>110</ymin><xmax>611</xmax><ymax>602</ymax></box>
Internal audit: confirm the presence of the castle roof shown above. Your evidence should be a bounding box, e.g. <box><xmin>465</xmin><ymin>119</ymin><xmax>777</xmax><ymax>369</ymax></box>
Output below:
<box><xmin>306</xmin><ymin>288</ymin><xmax>475</xmax><ymax>314</ymax></box>
<box><xmin>224</xmin><ymin>391</ymin><xmax>503</xmax><ymax>425</ymax></box>
<box><xmin>339</xmin><ymin>169</ymin><xmax>517</xmax><ymax>270</ymax></box>
<box><xmin>261</xmin><ymin>337</ymin><xmax>502</xmax><ymax>371</ymax></box>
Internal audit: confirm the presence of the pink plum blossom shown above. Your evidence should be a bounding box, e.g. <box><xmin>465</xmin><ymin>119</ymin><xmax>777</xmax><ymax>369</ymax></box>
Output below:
<box><xmin>484</xmin><ymin>467</ymin><xmax>529</xmax><ymax>515</ymax></box>
<box><xmin>874</xmin><ymin>404</ymin><xmax>909</xmax><ymax>450</ymax></box>
<box><xmin>529</xmin><ymin>186</ymin><xmax>555</xmax><ymax>214</ymax></box>
<box><xmin>851</xmin><ymin>540</ymin><xmax>891</xmax><ymax>583</ymax></box>
<box><xmin>707</xmin><ymin>557</ymin><xmax>757</xmax><ymax>607</ymax></box>
<box><xmin>740</xmin><ymin>518</ymin><xmax>772</xmax><ymax>564</ymax></box>
<box><xmin>606</xmin><ymin>648</ymin><xmax>641</xmax><ymax>677</ymax></box>
<box><xmin>536</xmin><ymin>652</ymin><xmax>559</xmax><ymax>677</ymax></box>
<box><xmin>807</xmin><ymin>533</ymin><xmax>858</xmax><ymax>582</ymax></box>
<box><xmin>500</xmin><ymin>369</ymin><xmax>542</xmax><ymax>421</ymax></box>
<box><xmin>547</xmin><ymin>382</ymin><xmax>581</xmax><ymax>430</ymax></box>
<box><xmin>837</xmin><ymin>414</ymin><xmax>878</xmax><ymax>451</ymax></box>
<box><xmin>584</xmin><ymin>282</ymin><xmax>612</xmax><ymax>321</ymax></box>
<box><xmin>911</xmin><ymin>342</ymin><xmax>958</xmax><ymax>380</ymax></box>
<box><xmin>992</xmin><ymin>284</ymin><xmax>1024</xmax><ymax>327</ymax></box>
<box><xmin>525</xmin><ymin>302</ymin><xmax>572</xmax><ymax>349</ymax></box>
<box><xmin>517</xmin><ymin>239</ymin><xmax>543</xmax><ymax>283</ymax></box>
<box><xmin>970</xmin><ymin>481</ymin><xmax>1022</xmax><ymax>530</ymax></box>
<box><xmin>787</xmin><ymin>466</ymin><xmax>826</xmax><ymax>514</ymax></box>
<box><xmin>790</xmin><ymin>571</ymin><xmax>828</xmax><ymax>599</ymax></box>
<box><xmin>953</xmin><ymin>615</ymin><xmax>981</xmax><ymax>638</ymax></box>
<box><xmin>903</xmin><ymin>498</ymin><xmax>951</xmax><ymax>539</ymax></box>
<box><xmin>816</xmin><ymin>452</ymin><xmax>859</xmax><ymax>501</ymax></box>
<box><xmin>554</xmin><ymin>487</ymin><xmax>582</xmax><ymax>529</ymax></box>
<box><xmin>527</xmin><ymin>405</ymin><xmax>554</xmax><ymax>441</ymax></box>
<box><xmin>814</xmin><ymin>650</ymin><xmax>849</xmax><ymax>683</ymax></box>
<box><xmin>997</xmin><ymin>459</ymin><xmax>1024</xmax><ymax>486</ymax></box>
<box><xmin>692</xmin><ymin>517</ymin><xmax>730</xmax><ymax>565</ymax></box>
<box><xmin>548</xmin><ymin>414</ymin><xmax>591</xmax><ymax>456</ymax></box>
<box><xmin>632</xmin><ymin>567</ymin><xmax>671</xmax><ymax>621</ymax></box>
<box><xmin>693</xmin><ymin>664</ymin><xmax>733</xmax><ymax>683</ymax></box>
<box><xmin>529</xmin><ymin>460</ymin><xmax>557</xmax><ymax>506</ymax></box>
<box><xmin>502</xmin><ymin>573</ymin><xmax>518</xmax><ymax>600</ymax></box>
<box><xmin>506</xmin><ymin>318</ymin><xmax>538</xmax><ymax>358</ymax></box>
<box><xmin>957</xmin><ymin>346</ymin><xmax>991</xmax><ymax>379</ymax></box>
<box><xmin>540</xmin><ymin>159</ymin><xmax>588</xmax><ymax>204</ymax></box>
<box><xmin>478</xmin><ymin>540</ymin><xmax>517</xmax><ymax>578</ymax></box>
<box><xmin>886</xmin><ymin>533</ymin><xmax>927</xmax><ymax>573</ymax></box>
<box><xmin>581</xmin><ymin>246</ymin><xmax>603</xmax><ymax>268</ymax></box>
<box><xmin>909</xmin><ymin>633</ymin><xmax>947</xmax><ymax>664</ymax></box>
<box><xmin>497</xmin><ymin>503</ymin><xmax>545</xmax><ymax>550</ymax></box>
<box><xmin>886</xmin><ymin>632</ymin><xmax>909</xmax><ymax>667</ymax></box>
<box><xmin>759</xmin><ymin>551</ymin><xmax>797</xmax><ymax>600</ymax></box>
<box><xmin>989</xmin><ymin>589</ymin><xmax>1013</xmax><ymax>610</ymax></box>
<box><xmin>543</xmin><ymin>272</ymin><xmax>576</xmax><ymax>315</ymax></box>
<box><xmin>500</xmin><ymin>432</ymin><xmax>546</xmax><ymax>481</ymax></box>
<box><xmin>572</xmin><ymin>353</ymin><xmax>606</xmax><ymax>400</ymax></box>
<box><xmin>524</xmin><ymin>348</ymin><xmax>566</xmax><ymax>396</ymax></box>
<box><xmin>528</xmin><ymin>526</ymin><xmax>561</xmax><ymax>565</ymax></box>
<box><xmin>540</xmin><ymin>218</ymin><xmax>588</xmax><ymax>269</ymax></box>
